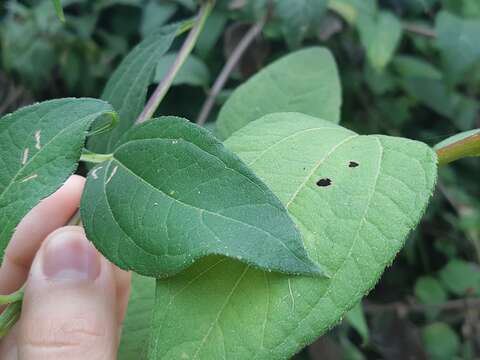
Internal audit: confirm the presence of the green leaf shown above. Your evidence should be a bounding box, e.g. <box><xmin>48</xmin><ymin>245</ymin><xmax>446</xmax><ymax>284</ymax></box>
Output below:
<box><xmin>358</xmin><ymin>11</ymin><xmax>403</xmax><ymax>71</ymax></box>
<box><xmin>414</xmin><ymin>276</ymin><xmax>447</xmax><ymax>305</ymax></box>
<box><xmin>81</xmin><ymin>116</ymin><xmax>322</xmax><ymax>278</ymax></box>
<box><xmin>118</xmin><ymin>274</ymin><xmax>155</xmax><ymax>360</ymax></box>
<box><xmin>154</xmin><ymin>52</ymin><xmax>210</xmax><ymax>87</ymax></box>
<box><xmin>422</xmin><ymin>323</ymin><xmax>460</xmax><ymax>360</ymax></box>
<box><xmin>345</xmin><ymin>302</ymin><xmax>369</xmax><ymax>344</ymax></box>
<box><xmin>216</xmin><ymin>47</ymin><xmax>342</xmax><ymax>139</ymax></box>
<box><xmin>393</xmin><ymin>55</ymin><xmax>443</xmax><ymax>80</ymax></box>
<box><xmin>436</xmin><ymin>11</ymin><xmax>480</xmax><ymax>80</ymax></box>
<box><xmin>0</xmin><ymin>98</ymin><xmax>115</xmax><ymax>265</ymax></box>
<box><xmin>402</xmin><ymin>78</ymin><xmax>479</xmax><ymax>131</ymax></box>
<box><xmin>327</xmin><ymin>0</ymin><xmax>377</xmax><ymax>24</ymax></box>
<box><xmin>51</xmin><ymin>0</ymin><xmax>65</xmax><ymax>21</ymax></box>
<box><xmin>87</xmin><ymin>24</ymin><xmax>179</xmax><ymax>154</ymax></box>
<box><xmin>147</xmin><ymin>113</ymin><xmax>437</xmax><ymax>359</ymax></box>
<box><xmin>273</xmin><ymin>0</ymin><xmax>328</xmax><ymax>48</ymax></box>
<box><xmin>438</xmin><ymin>259</ymin><xmax>480</xmax><ymax>295</ymax></box>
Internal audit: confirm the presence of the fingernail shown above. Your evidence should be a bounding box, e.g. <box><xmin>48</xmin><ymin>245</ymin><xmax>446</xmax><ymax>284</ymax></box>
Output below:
<box><xmin>42</xmin><ymin>230</ymin><xmax>100</xmax><ymax>281</ymax></box>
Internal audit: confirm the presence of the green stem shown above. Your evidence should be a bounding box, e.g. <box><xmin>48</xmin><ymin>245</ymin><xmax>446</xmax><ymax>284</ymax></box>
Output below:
<box><xmin>80</xmin><ymin>150</ymin><xmax>113</xmax><ymax>164</ymax></box>
<box><xmin>135</xmin><ymin>0</ymin><xmax>215</xmax><ymax>125</ymax></box>
<box><xmin>436</xmin><ymin>132</ymin><xmax>480</xmax><ymax>166</ymax></box>
<box><xmin>0</xmin><ymin>302</ymin><xmax>22</xmax><ymax>338</ymax></box>
<box><xmin>0</xmin><ymin>287</ymin><xmax>23</xmax><ymax>305</ymax></box>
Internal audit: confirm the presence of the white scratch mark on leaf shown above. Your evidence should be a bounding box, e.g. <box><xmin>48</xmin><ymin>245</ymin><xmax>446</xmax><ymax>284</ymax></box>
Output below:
<box><xmin>20</xmin><ymin>174</ymin><xmax>38</xmax><ymax>183</ymax></box>
<box><xmin>21</xmin><ymin>148</ymin><xmax>29</xmax><ymax>165</ymax></box>
<box><xmin>288</xmin><ymin>278</ymin><xmax>295</xmax><ymax>312</ymax></box>
<box><xmin>91</xmin><ymin>166</ymin><xmax>103</xmax><ymax>180</ymax></box>
<box><xmin>34</xmin><ymin>130</ymin><xmax>42</xmax><ymax>150</ymax></box>
<box><xmin>105</xmin><ymin>165</ymin><xmax>118</xmax><ymax>184</ymax></box>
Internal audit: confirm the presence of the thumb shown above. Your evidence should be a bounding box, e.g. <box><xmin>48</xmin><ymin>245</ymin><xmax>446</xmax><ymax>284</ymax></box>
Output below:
<box><xmin>18</xmin><ymin>226</ymin><xmax>118</xmax><ymax>360</ymax></box>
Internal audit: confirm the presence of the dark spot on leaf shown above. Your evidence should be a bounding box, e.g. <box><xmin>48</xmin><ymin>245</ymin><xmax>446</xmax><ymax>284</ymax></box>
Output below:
<box><xmin>349</xmin><ymin>161</ymin><xmax>359</xmax><ymax>168</ymax></box>
<box><xmin>316</xmin><ymin>178</ymin><xmax>331</xmax><ymax>187</ymax></box>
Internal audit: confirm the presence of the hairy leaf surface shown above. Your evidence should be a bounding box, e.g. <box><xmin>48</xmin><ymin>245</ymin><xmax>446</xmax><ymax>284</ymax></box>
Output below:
<box><xmin>147</xmin><ymin>113</ymin><xmax>437</xmax><ymax>359</ymax></box>
<box><xmin>87</xmin><ymin>24</ymin><xmax>179</xmax><ymax>154</ymax></box>
<box><xmin>0</xmin><ymin>98</ymin><xmax>114</xmax><ymax>265</ymax></box>
<box><xmin>82</xmin><ymin>117</ymin><xmax>322</xmax><ymax>277</ymax></box>
<box><xmin>216</xmin><ymin>47</ymin><xmax>341</xmax><ymax>139</ymax></box>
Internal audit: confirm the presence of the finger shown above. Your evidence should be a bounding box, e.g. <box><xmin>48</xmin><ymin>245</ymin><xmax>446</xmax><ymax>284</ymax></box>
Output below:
<box><xmin>0</xmin><ymin>175</ymin><xmax>85</xmax><ymax>295</ymax></box>
<box><xmin>18</xmin><ymin>227</ymin><xmax>118</xmax><ymax>360</ymax></box>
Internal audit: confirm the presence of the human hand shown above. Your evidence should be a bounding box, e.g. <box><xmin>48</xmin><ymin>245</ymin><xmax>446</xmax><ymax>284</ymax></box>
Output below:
<box><xmin>0</xmin><ymin>176</ymin><xmax>131</xmax><ymax>359</ymax></box>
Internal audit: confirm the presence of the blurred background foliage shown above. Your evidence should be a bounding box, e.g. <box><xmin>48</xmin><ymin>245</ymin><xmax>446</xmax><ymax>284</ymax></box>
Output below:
<box><xmin>1</xmin><ymin>0</ymin><xmax>479</xmax><ymax>358</ymax></box>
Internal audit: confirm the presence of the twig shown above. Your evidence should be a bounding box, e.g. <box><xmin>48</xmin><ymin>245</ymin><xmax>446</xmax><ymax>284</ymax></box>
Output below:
<box><xmin>402</xmin><ymin>22</ymin><xmax>436</xmax><ymax>38</ymax></box>
<box><xmin>135</xmin><ymin>0</ymin><xmax>215</xmax><ymax>125</ymax></box>
<box><xmin>196</xmin><ymin>16</ymin><xmax>268</xmax><ymax>125</ymax></box>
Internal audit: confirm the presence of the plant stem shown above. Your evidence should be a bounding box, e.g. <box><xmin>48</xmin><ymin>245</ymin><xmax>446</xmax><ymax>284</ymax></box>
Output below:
<box><xmin>0</xmin><ymin>287</ymin><xmax>23</xmax><ymax>305</ymax></box>
<box><xmin>196</xmin><ymin>18</ymin><xmax>266</xmax><ymax>125</ymax></box>
<box><xmin>436</xmin><ymin>131</ymin><xmax>480</xmax><ymax>166</ymax></box>
<box><xmin>135</xmin><ymin>0</ymin><xmax>215</xmax><ymax>125</ymax></box>
<box><xmin>79</xmin><ymin>150</ymin><xmax>113</xmax><ymax>164</ymax></box>
<box><xmin>402</xmin><ymin>22</ymin><xmax>436</xmax><ymax>38</ymax></box>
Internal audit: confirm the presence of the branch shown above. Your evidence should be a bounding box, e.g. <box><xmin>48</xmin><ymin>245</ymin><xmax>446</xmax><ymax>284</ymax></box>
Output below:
<box><xmin>135</xmin><ymin>0</ymin><xmax>215</xmax><ymax>125</ymax></box>
<box><xmin>196</xmin><ymin>17</ymin><xmax>267</xmax><ymax>125</ymax></box>
<box><xmin>402</xmin><ymin>22</ymin><xmax>436</xmax><ymax>38</ymax></box>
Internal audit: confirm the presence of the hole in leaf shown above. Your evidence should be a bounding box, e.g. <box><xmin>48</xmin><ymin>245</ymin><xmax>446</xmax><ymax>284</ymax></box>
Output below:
<box><xmin>349</xmin><ymin>161</ymin><xmax>359</xmax><ymax>168</ymax></box>
<box><xmin>316</xmin><ymin>178</ymin><xmax>331</xmax><ymax>187</ymax></box>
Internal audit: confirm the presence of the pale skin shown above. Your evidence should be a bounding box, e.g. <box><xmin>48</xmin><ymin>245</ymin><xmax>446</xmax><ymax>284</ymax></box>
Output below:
<box><xmin>0</xmin><ymin>175</ymin><xmax>131</xmax><ymax>359</ymax></box>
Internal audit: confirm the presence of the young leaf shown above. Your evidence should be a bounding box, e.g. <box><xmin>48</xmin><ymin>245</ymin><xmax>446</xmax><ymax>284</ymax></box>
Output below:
<box><xmin>87</xmin><ymin>24</ymin><xmax>179</xmax><ymax>155</ymax></box>
<box><xmin>0</xmin><ymin>98</ymin><xmax>115</xmax><ymax>265</ymax></box>
<box><xmin>81</xmin><ymin>117</ymin><xmax>322</xmax><ymax>278</ymax></box>
<box><xmin>358</xmin><ymin>11</ymin><xmax>403</xmax><ymax>71</ymax></box>
<box><xmin>51</xmin><ymin>0</ymin><xmax>65</xmax><ymax>22</ymax></box>
<box><xmin>147</xmin><ymin>113</ymin><xmax>437</xmax><ymax>359</ymax></box>
<box><xmin>216</xmin><ymin>47</ymin><xmax>342</xmax><ymax>139</ymax></box>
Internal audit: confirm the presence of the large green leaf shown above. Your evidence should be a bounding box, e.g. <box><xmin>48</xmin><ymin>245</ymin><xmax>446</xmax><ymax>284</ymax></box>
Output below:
<box><xmin>147</xmin><ymin>113</ymin><xmax>437</xmax><ymax>359</ymax></box>
<box><xmin>0</xmin><ymin>98</ymin><xmax>115</xmax><ymax>265</ymax></box>
<box><xmin>81</xmin><ymin>117</ymin><xmax>322</xmax><ymax>278</ymax></box>
<box><xmin>436</xmin><ymin>11</ymin><xmax>480</xmax><ymax>80</ymax></box>
<box><xmin>87</xmin><ymin>24</ymin><xmax>179</xmax><ymax>154</ymax></box>
<box><xmin>216</xmin><ymin>47</ymin><xmax>341</xmax><ymax>139</ymax></box>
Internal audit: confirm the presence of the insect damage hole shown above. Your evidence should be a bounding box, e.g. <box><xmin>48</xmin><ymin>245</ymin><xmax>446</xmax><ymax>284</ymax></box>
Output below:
<box><xmin>316</xmin><ymin>178</ymin><xmax>331</xmax><ymax>187</ymax></box>
<box><xmin>348</xmin><ymin>161</ymin><xmax>359</xmax><ymax>168</ymax></box>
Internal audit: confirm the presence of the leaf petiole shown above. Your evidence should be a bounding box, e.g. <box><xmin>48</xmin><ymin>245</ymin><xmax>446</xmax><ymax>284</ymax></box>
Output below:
<box><xmin>435</xmin><ymin>129</ymin><xmax>480</xmax><ymax>166</ymax></box>
<box><xmin>0</xmin><ymin>287</ymin><xmax>23</xmax><ymax>306</ymax></box>
<box><xmin>80</xmin><ymin>150</ymin><xmax>113</xmax><ymax>164</ymax></box>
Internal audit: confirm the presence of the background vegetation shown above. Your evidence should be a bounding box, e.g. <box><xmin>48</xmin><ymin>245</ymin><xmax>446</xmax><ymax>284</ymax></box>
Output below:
<box><xmin>1</xmin><ymin>0</ymin><xmax>479</xmax><ymax>358</ymax></box>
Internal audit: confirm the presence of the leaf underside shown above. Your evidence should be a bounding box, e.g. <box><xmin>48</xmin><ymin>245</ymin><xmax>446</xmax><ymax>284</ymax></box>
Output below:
<box><xmin>81</xmin><ymin>117</ymin><xmax>322</xmax><ymax>278</ymax></box>
<box><xmin>0</xmin><ymin>98</ymin><xmax>114</xmax><ymax>265</ymax></box>
<box><xmin>216</xmin><ymin>47</ymin><xmax>342</xmax><ymax>139</ymax></box>
<box><xmin>146</xmin><ymin>113</ymin><xmax>437</xmax><ymax>359</ymax></box>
